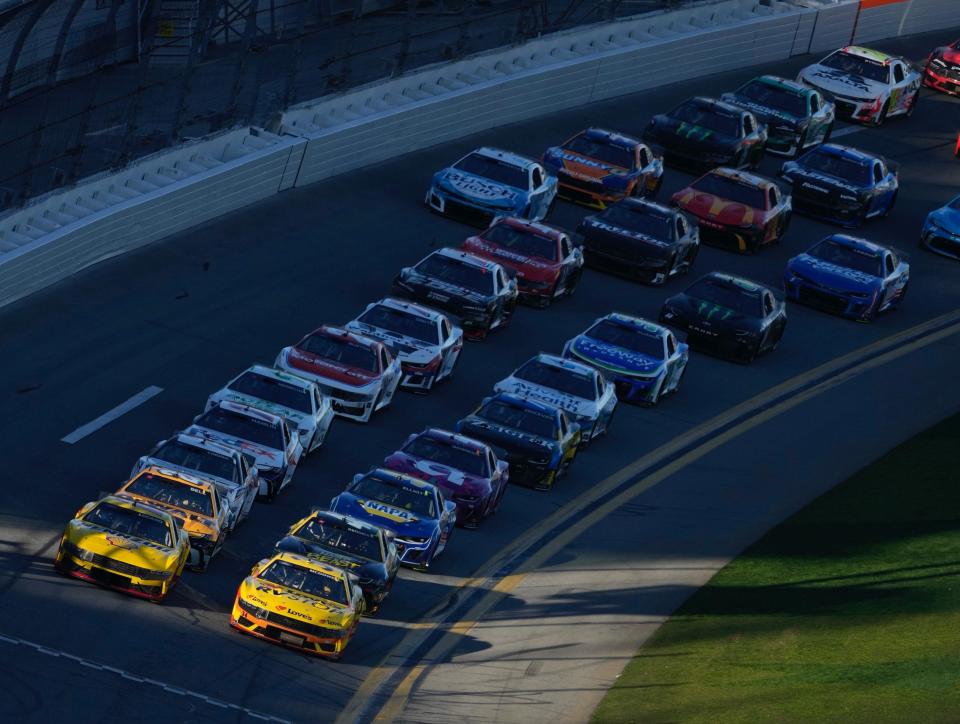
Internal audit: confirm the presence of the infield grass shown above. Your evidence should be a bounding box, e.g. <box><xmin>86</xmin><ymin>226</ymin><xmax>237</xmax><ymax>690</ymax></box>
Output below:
<box><xmin>593</xmin><ymin>412</ymin><xmax>960</xmax><ymax>723</ymax></box>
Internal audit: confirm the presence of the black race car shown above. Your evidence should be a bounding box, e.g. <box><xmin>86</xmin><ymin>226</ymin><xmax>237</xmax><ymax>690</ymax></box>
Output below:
<box><xmin>576</xmin><ymin>197</ymin><xmax>700</xmax><ymax>285</ymax></box>
<box><xmin>392</xmin><ymin>247</ymin><xmax>519</xmax><ymax>341</ymax></box>
<box><xmin>642</xmin><ymin>96</ymin><xmax>767</xmax><ymax>171</ymax></box>
<box><xmin>659</xmin><ymin>272</ymin><xmax>787</xmax><ymax>363</ymax></box>
<box><xmin>274</xmin><ymin>509</ymin><xmax>400</xmax><ymax>614</ymax></box>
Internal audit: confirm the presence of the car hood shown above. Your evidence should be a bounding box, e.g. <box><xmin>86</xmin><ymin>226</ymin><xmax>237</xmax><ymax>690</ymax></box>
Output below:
<box><xmin>568</xmin><ymin>336</ymin><xmax>665</xmax><ymax>376</ymax></box>
<box><xmin>721</xmin><ymin>93</ymin><xmax>803</xmax><ymax>126</ymax></box>
<box><xmin>647</xmin><ymin>115</ymin><xmax>739</xmax><ymax>150</ymax></box>
<box><xmin>383</xmin><ymin>453</ymin><xmax>491</xmax><ymax>496</ymax></box>
<box><xmin>789</xmin><ymin>254</ymin><xmax>881</xmax><ymax>292</ymax></box>
<box><xmin>784</xmin><ymin>163</ymin><xmax>865</xmax><ymax>196</ymax></box>
<box><xmin>545</xmin><ymin>147</ymin><xmax>632</xmax><ymax>182</ymax></box>
<box><xmin>67</xmin><ymin>520</ymin><xmax>177</xmax><ymax>569</ymax></box>
<box><xmin>667</xmin><ymin>294</ymin><xmax>759</xmax><ymax>332</ymax></box>
<box><xmin>285</xmin><ymin>347</ymin><xmax>378</xmax><ymax>387</ymax></box>
<box><xmin>494</xmin><ymin>380</ymin><xmax>595</xmax><ymax>418</ymax></box>
<box><xmin>437</xmin><ymin>169</ymin><xmax>521</xmax><ymax>205</ymax></box>
<box><xmin>344</xmin><ymin>322</ymin><xmax>437</xmax><ymax>363</ymax></box>
<box><xmin>673</xmin><ymin>188</ymin><xmax>764</xmax><ymax>226</ymax></box>
<box><xmin>462</xmin><ymin>237</ymin><xmax>559</xmax><ymax>283</ymax></box>
<box><xmin>185</xmin><ymin>425</ymin><xmax>286</xmax><ymax>470</ymax></box>
<box><xmin>580</xmin><ymin>217</ymin><xmax>672</xmax><ymax>254</ymax></box>
<box><xmin>800</xmin><ymin>65</ymin><xmax>884</xmax><ymax>99</ymax></box>
<box><xmin>330</xmin><ymin>492</ymin><xmax>437</xmax><ymax>535</ymax></box>
<box><xmin>239</xmin><ymin>577</ymin><xmax>351</xmax><ymax>624</ymax></box>
<box><xmin>457</xmin><ymin>416</ymin><xmax>556</xmax><ymax>458</ymax></box>
<box><xmin>927</xmin><ymin>204</ymin><xmax>960</xmax><ymax>233</ymax></box>
<box><xmin>275</xmin><ymin>536</ymin><xmax>379</xmax><ymax>576</ymax></box>
<box><xmin>400</xmin><ymin>270</ymin><xmax>491</xmax><ymax>307</ymax></box>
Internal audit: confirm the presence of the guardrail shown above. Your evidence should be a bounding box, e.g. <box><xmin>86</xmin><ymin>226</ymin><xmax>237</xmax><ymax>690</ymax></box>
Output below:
<box><xmin>0</xmin><ymin>0</ymin><xmax>954</xmax><ymax>309</ymax></box>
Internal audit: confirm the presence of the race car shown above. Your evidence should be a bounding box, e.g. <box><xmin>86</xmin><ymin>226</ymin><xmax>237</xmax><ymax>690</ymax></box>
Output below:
<box><xmin>186</xmin><ymin>400</ymin><xmax>303</xmax><ymax>501</ymax></box>
<box><xmin>115</xmin><ymin>466</ymin><xmax>228</xmax><ymax>571</ymax></box>
<box><xmin>392</xmin><ymin>247</ymin><xmax>518</xmax><ymax>341</ymax></box>
<box><xmin>132</xmin><ymin>432</ymin><xmax>258</xmax><ymax>533</ymax></box>
<box><xmin>276</xmin><ymin>325</ymin><xmax>402</xmax><ymax>423</ymax></box>
<box><xmin>563</xmin><ymin>313</ymin><xmax>689</xmax><ymax>406</ymax></box>
<box><xmin>455</xmin><ymin>392</ymin><xmax>580</xmax><ymax>491</ymax></box>
<box><xmin>781</xmin><ymin>143</ymin><xmax>897</xmax><ymax>227</ymax></box>
<box><xmin>671</xmin><ymin>167</ymin><xmax>791</xmax><ymax>254</ymax></box>
<box><xmin>642</xmin><ymin>96</ymin><xmax>767</xmax><ymax>171</ymax></box>
<box><xmin>275</xmin><ymin>510</ymin><xmax>400</xmax><ymax>614</ymax></box>
<box><xmin>426</xmin><ymin>147</ymin><xmax>558</xmax><ymax>226</ymax></box>
<box><xmin>797</xmin><ymin>46</ymin><xmax>920</xmax><ymax>126</ymax></box>
<box><xmin>493</xmin><ymin>353</ymin><xmax>617</xmax><ymax>444</ymax></box>
<box><xmin>345</xmin><ymin>298</ymin><xmax>463</xmax><ymax>393</ymax></box>
<box><xmin>330</xmin><ymin>468</ymin><xmax>456</xmax><ymax>571</ymax></box>
<box><xmin>922</xmin><ymin>39</ymin><xmax>960</xmax><ymax>95</ymax></box>
<box><xmin>577</xmin><ymin>197</ymin><xmax>699</xmax><ymax>284</ymax></box>
<box><xmin>784</xmin><ymin>234</ymin><xmax>909</xmax><ymax>321</ymax></box>
<box><xmin>230</xmin><ymin>551</ymin><xmax>364</xmax><ymax>659</ymax></box>
<box><xmin>660</xmin><ymin>272</ymin><xmax>787</xmax><ymax>363</ymax></box>
<box><xmin>921</xmin><ymin>194</ymin><xmax>960</xmax><ymax>259</ymax></box>
<box><xmin>460</xmin><ymin>217</ymin><xmax>583</xmax><ymax>307</ymax></box>
<box><xmin>541</xmin><ymin>127</ymin><xmax>663</xmax><ymax>207</ymax></box>
<box><xmin>720</xmin><ymin>75</ymin><xmax>834</xmax><ymax>157</ymax></box>
<box><xmin>206</xmin><ymin>364</ymin><xmax>334</xmax><ymax>456</ymax></box>
<box><xmin>383</xmin><ymin>428</ymin><xmax>509</xmax><ymax>528</ymax></box>
<box><xmin>54</xmin><ymin>494</ymin><xmax>190</xmax><ymax>602</ymax></box>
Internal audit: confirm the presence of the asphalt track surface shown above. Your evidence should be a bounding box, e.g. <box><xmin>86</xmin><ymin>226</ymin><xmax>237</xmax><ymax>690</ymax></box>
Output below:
<box><xmin>1</xmin><ymin>29</ymin><xmax>959</xmax><ymax>724</ymax></box>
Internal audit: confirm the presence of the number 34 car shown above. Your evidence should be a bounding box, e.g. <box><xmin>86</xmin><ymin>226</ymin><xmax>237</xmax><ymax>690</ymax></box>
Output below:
<box><xmin>230</xmin><ymin>552</ymin><xmax>365</xmax><ymax>659</ymax></box>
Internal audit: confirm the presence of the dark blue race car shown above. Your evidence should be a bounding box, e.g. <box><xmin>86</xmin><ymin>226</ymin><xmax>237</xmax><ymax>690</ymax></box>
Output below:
<box><xmin>780</xmin><ymin>143</ymin><xmax>898</xmax><ymax>227</ymax></box>
<box><xmin>784</xmin><ymin>234</ymin><xmax>909</xmax><ymax>321</ymax></box>
<box><xmin>329</xmin><ymin>468</ymin><xmax>456</xmax><ymax>571</ymax></box>
<box><xmin>920</xmin><ymin>194</ymin><xmax>960</xmax><ymax>260</ymax></box>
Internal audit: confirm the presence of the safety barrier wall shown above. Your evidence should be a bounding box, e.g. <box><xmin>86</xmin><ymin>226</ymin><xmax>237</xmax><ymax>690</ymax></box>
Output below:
<box><xmin>0</xmin><ymin>0</ymin><xmax>955</xmax><ymax>309</ymax></box>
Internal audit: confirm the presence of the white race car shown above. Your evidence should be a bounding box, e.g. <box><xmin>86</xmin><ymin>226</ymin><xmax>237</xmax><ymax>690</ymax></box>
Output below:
<box><xmin>186</xmin><ymin>400</ymin><xmax>303</xmax><ymax>501</ymax></box>
<box><xmin>493</xmin><ymin>353</ymin><xmax>617</xmax><ymax>444</ymax></box>
<box><xmin>276</xmin><ymin>325</ymin><xmax>402</xmax><ymax>423</ymax></box>
<box><xmin>797</xmin><ymin>45</ymin><xmax>920</xmax><ymax>126</ymax></box>
<box><xmin>345</xmin><ymin>298</ymin><xmax>463</xmax><ymax>393</ymax></box>
<box><xmin>132</xmin><ymin>432</ymin><xmax>259</xmax><ymax>532</ymax></box>
<box><xmin>205</xmin><ymin>364</ymin><xmax>334</xmax><ymax>456</ymax></box>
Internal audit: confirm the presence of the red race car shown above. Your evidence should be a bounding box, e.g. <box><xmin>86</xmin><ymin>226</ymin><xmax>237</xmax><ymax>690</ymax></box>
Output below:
<box><xmin>461</xmin><ymin>217</ymin><xmax>584</xmax><ymax>307</ymax></box>
<box><xmin>923</xmin><ymin>39</ymin><xmax>960</xmax><ymax>95</ymax></box>
<box><xmin>671</xmin><ymin>167</ymin><xmax>792</xmax><ymax>254</ymax></box>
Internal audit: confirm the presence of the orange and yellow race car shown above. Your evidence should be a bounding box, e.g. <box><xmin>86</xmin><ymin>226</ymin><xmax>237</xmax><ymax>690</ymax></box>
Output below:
<box><xmin>115</xmin><ymin>465</ymin><xmax>227</xmax><ymax>571</ymax></box>
<box><xmin>230</xmin><ymin>551</ymin><xmax>365</xmax><ymax>659</ymax></box>
<box><xmin>54</xmin><ymin>494</ymin><xmax>190</xmax><ymax>602</ymax></box>
<box><xmin>672</xmin><ymin>167</ymin><xmax>792</xmax><ymax>254</ymax></box>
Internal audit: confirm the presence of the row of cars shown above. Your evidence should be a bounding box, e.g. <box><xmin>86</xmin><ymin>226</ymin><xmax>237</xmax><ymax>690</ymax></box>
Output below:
<box><xmin>52</xmin><ymin>40</ymin><xmax>958</xmax><ymax>660</ymax></box>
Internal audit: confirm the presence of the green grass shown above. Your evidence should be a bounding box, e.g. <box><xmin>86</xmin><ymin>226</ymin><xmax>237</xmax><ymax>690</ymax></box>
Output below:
<box><xmin>594</xmin><ymin>413</ymin><xmax>960</xmax><ymax>724</ymax></box>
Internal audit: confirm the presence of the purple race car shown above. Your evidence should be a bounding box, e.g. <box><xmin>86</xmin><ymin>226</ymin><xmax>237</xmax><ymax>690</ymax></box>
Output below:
<box><xmin>383</xmin><ymin>428</ymin><xmax>508</xmax><ymax>528</ymax></box>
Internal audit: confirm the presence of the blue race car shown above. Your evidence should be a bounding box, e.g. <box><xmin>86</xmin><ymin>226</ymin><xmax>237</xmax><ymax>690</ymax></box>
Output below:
<box><xmin>784</xmin><ymin>234</ymin><xmax>909</xmax><ymax>321</ymax></box>
<box><xmin>780</xmin><ymin>143</ymin><xmax>898</xmax><ymax>227</ymax></box>
<box><xmin>425</xmin><ymin>147</ymin><xmax>558</xmax><ymax>227</ymax></box>
<box><xmin>920</xmin><ymin>194</ymin><xmax>960</xmax><ymax>260</ymax></box>
<box><xmin>562</xmin><ymin>313</ymin><xmax>689</xmax><ymax>406</ymax></box>
<box><xmin>329</xmin><ymin>468</ymin><xmax>456</xmax><ymax>571</ymax></box>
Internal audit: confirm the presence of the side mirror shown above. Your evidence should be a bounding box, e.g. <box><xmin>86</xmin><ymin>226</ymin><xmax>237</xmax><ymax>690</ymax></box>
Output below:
<box><xmin>445</xmin><ymin>500</ymin><xmax>457</xmax><ymax>515</ymax></box>
<box><xmin>351</xmin><ymin>473</ymin><xmax>363</xmax><ymax>486</ymax></box>
<box><xmin>250</xmin><ymin>466</ymin><xmax>259</xmax><ymax>479</ymax></box>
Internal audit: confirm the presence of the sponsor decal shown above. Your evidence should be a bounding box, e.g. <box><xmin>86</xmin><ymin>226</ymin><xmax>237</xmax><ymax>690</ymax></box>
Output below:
<box><xmin>446</xmin><ymin>172</ymin><xmax>518</xmax><ymax>200</ymax></box>
<box><xmin>105</xmin><ymin>535</ymin><xmax>139</xmax><ymax>550</ymax></box>
<box><xmin>802</xmin><ymin>257</ymin><xmax>878</xmax><ymax>284</ymax></box>
<box><xmin>589</xmin><ymin>220</ymin><xmax>668</xmax><ymax>245</ymax></box>
<box><xmin>574</xmin><ymin>339</ymin><xmax>662</xmax><ymax>373</ymax></box>
<box><xmin>360</xmin><ymin>499</ymin><xmax>418</xmax><ymax>523</ymax></box>
<box><xmin>414</xmin><ymin>458</ymin><xmax>467</xmax><ymax>486</ymax></box>
<box><xmin>810</xmin><ymin>68</ymin><xmax>876</xmax><ymax>95</ymax></box>
<box><xmin>676</xmin><ymin>122</ymin><xmax>713</xmax><ymax>141</ymax></box>
<box><xmin>695</xmin><ymin>301</ymin><xmax>735</xmax><ymax>320</ymax></box>
<box><xmin>794</xmin><ymin>168</ymin><xmax>863</xmax><ymax>194</ymax></box>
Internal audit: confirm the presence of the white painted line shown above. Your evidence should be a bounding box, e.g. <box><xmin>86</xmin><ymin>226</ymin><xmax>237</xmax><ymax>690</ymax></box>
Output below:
<box><xmin>61</xmin><ymin>385</ymin><xmax>163</xmax><ymax>444</ymax></box>
<box><xmin>85</xmin><ymin>123</ymin><xmax>125</xmax><ymax>137</ymax></box>
<box><xmin>0</xmin><ymin>630</ymin><xmax>291</xmax><ymax>723</ymax></box>
<box><xmin>830</xmin><ymin>125</ymin><xmax>863</xmax><ymax>139</ymax></box>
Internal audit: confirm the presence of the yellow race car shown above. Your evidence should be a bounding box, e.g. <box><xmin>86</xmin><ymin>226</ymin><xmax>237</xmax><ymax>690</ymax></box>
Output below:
<box><xmin>115</xmin><ymin>465</ymin><xmax>228</xmax><ymax>571</ymax></box>
<box><xmin>54</xmin><ymin>494</ymin><xmax>190</xmax><ymax>602</ymax></box>
<box><xmin>230</xmin><ymin>551</ymin><xmax>365</xmax><ymax>659</ymax></box>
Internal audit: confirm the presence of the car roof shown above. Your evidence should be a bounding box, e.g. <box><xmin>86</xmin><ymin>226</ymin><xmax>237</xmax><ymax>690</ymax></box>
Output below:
<box><xmin>470</xmin><ymin>146</ymin><xmax>538</xmax><ymax>170</ymax></box>
<box><xmin>306</xmin><ymin>509</ymin><xmax>384</xmax><ymax>536</ymax></box>
<box><xmin>364</xmin><ymin>297</ymin><xmax>446</xmax><ymax>322</ymax></box>
<box><xmin>431</xmin><ymin>246</ymin><xmax>502</xmax><ymax>271</ymax></box>
<box><xmin>241</xmin><ymin>364</ymin><xmax>316</xmax><ymax>390</ymax></box>
<box><xmin>302</xmin><ymin>325</ymin><xmax>382</xmax><ymax>351</ymax></box>
<box><xmin>420</xmin><ymin>427</ymin><xmax>490</xmax><ymax>452</ymax></box>
<box><xmin>92</xmin><ymin>494</ymin><xmax>177</xmax><ymax>524</ymax></box>
<box><xmin>168</xmin><ymin>432</ymin><xmax>241</xmax><ymax>460</ymax></box>
<box><xmin>128</xmin><ymin>465</ymin><xmax>217</xmax><ymax>494</ymax></box>
<box><xmin>492</xmin><ymin>216</ymin><xmax>566</xmax><ymax>240</ymax></box>
<box><xmin>823</xmin><ymin>233</ymin><xmax>887</xmax><ymax>255</ymax></box>
<box><xmin>269</xmin><ymin>550</ymin><xmax>349</xmax><ymax>579</ymax></box>
<box><xmin>367</xmin><ymin>467</ymin><xmax>438</xmax><ymax>492</ymax></box>
<box><xmin>839</xmin><ymin>45</ymin><xmax>894</xmax><ymax>64</ymax></box>
<box><xmin>483</xmin><ymin>392</ymin><xmax>559</xmax><ymax>417</ymax></box>
<box><xmin>529</xmin><ymin>352</ymin><xmax>598</xmax><ymax>379</ymax></box>
<box><xmin>706</xmin><ymin>167</ymin><xmax>777</xmax><ymax>193</ymax></box>
<box><xmin>599</xmin><ymin>313</ymin><xmax>669</xmax><ymax>338</ymax></box>
<box><xmin>755</xmin><ymin>74</ymin><xmax>809</xmax><ymax>94</ymax></box>
<box><xmin>579</xmin><ymin>127</ymin><xmax>642</xmax><ymax>148</ymax></box>
<box><xmin>618</xmin><ymin>196</ymin><xmax>677</xmax><ymax>217</ymax></box>
<box><xmin>811</xmin><ymin>143</ymin><xmax>877</xmax><ymax>164</ymax></box>
<box><xmin>686</xmin><ymin>96</ymin><xmax>743</xmax><ymax>115</ymax></box>
<box><xmin>210</xmin><ymin>399</ymin><xmax>284</xmax><ymax>426</ymax></box>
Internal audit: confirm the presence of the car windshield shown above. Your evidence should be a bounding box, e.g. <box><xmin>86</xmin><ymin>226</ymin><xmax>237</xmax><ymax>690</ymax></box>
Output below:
<box><xmin>84</xmin><ymin>502</ymin><xmax>172</xmax><ymax>547</ymax></box>
<box><xmin>585</xmin><ymin>320</ymin><xmax>665</xmax><ymax>359</ymax></box>
<box><xmin>453</xmin><ymin>153</ymin><xmax>528</xmax><ymax>189</ymax></box>
<box><xmin>598</xmin><ymin>204</ymin><xmax>673</xmax><ymax>239</ymax></box>
<box><xmin>299</xmin><ymin>333</ymin><xmax>378</xmax><ymax>372</ymax></box>
<box><xmin>691</xmin><ymin>173</ymin><xmax>766</xmax><ymax>208</ymax></box>
<box><xmin>807</xmin><ymin>238</ymin><xmax>883</xmax><ymax>276</ymax></box>
<box><xmin>357</xmin><ymin>304</ymin><xmax>439</xmax><ymax>344</ymax></box>
<box><xmin>196</xmin><ymin>407</ymin><xmax>284</xmax><ymax>450</ymax></box>
<box><xmin>513</xmin><ymin>359</ymin><xmax>596</xmax><ymax>400</ymax></box>
<box><xmin>350</xmin><ymin>475</ymin><xmax>437</xmax><ymax>517</ymax></box>
<box><xmin>670</xmin><ymin>100</ymin><xmax>740</xmax><ymax>136</ymax></box>
<box><xmin>415</xmin><ymin>254</ymin><xmax>494</xmax><ymax>295</ymax></box>
<box><xmin>821</xmin><ymin>50</ymin><xmax>889</xmax><ymax>83</ymax></box>
<box><xmin>563</xmin><ymin>134</ymin><xmax>636</xmax><ymax>169</ymax></box>
<box><xmin>737</xmin><ymin>79</ymin><xmax>807</xmax><ymax>117</ymax></box>
<box><xmin>227</xmin><ymin>371</ymin><xmax>312</xmax><ymax>413</ymax></box>
<box><xmin>153</xmin><ymin>440</ymin><xmax>238</xmax><ymax>484</ymax></box>
<box><xmin>801</xmin><ymin>148</ymin><xmax>871</xmax><ymax>185</ymax></box>
<box><xmin>293</xmin><ymin>517</ymin><xmax>383</xmax><ymax>562</ymax></box>
<box><xmin>403</xmin><ymin>435</ymin><xmax>489</xmax><ymax>476</ymax></box>
<box><xmin>124</xmin><ymin>473</ymin><xmax>214</xmax><ymax>516</ymax></box>
<box><xmin>478</xmin><ymin>399</ymin><xmax>557</xmax><ymax>439</ymax></box>
<box><xmin>685</xmin><ymin>276</ymin><xmax>764</xmax><ymax>317</ymax></box>
<box><xmin>481</xmin><ymin>224</ymin><xmax>558</xmax><ymax>261</ymax></box>
<box><xmin>259</xmin><ymin>560</ymin><xmax>349</xmax><ymax>604</ymax></box>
